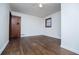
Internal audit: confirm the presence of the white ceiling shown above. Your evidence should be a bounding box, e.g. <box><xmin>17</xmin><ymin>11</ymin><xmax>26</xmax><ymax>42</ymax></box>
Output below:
<box><xmin>10</xmin><ymin>3</ymin><xmax>61</xmax><ymax>18</ymax></box>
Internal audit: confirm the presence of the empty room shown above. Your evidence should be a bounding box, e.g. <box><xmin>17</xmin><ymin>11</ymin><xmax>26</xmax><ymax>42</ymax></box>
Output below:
<box><xmin>0</xmin><ymin>3</ymin><xmax>79</xmax><ymax>55</ymax></box>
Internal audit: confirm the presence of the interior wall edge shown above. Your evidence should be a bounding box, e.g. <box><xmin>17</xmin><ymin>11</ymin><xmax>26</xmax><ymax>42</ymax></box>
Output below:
<box><xmin>61</xmin><ymin>45</ymin><xmax>79</xmax><ymax>54</ymax></box>
<box><xmin>0</xmin><ymin>40</ymin><xmax>9</xmax><ymax>54</ymax></box>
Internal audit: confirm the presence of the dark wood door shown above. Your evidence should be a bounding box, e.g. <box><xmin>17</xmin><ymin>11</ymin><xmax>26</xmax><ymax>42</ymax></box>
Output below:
<box><xmin>11</xmin><ymin>16</ymin><xmax>21</xmax><ymax>38</ymax></box>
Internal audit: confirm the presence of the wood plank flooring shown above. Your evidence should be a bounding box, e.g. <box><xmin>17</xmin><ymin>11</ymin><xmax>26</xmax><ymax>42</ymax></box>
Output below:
<box><xmin>1</xmin><ymin>35</ymin><xmax>78</xmax><ymax>55</ymax></box>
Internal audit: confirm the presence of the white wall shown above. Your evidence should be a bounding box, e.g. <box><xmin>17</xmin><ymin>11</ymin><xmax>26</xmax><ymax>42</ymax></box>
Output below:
<box><xmin>43</xmin><ymin>11</ymin><xmax>61</xmax><ymax>39</ymax></box>
<box><xmin>61</xmin><ymin>3</ymin><xmax>79</xmax><ymax>54</ymax></box>
<box><xmin>11</xmin><ymin>11</ymin><xmax>44</xmax><ymax>37</ymax></box>
<box><xmin>11</xmin><ymin>11</ymin><xmax>61</xmax><ymax>39</ymax></box>
<box><xmin>0</xmin><ymin>4</ymin><xmax>9</xmax><ymax>54</ymax></box>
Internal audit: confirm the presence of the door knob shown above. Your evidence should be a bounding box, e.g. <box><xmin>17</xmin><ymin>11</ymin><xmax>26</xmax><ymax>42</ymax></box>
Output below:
<box><xmin>17</xmin><ymin>23</ymin><xmax>19</xmax><ymax>25</ymax></box>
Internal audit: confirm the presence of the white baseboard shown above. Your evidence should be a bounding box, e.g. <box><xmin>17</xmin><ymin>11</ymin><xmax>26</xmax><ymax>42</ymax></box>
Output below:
<box><xmin>61</xmin><ymin>45</ymin><xmax>79</xmax><ymax>54</ymax></box>
<box><xmin>0</xmin><ymin>40</ymin><xmax>9</xmax><ymax>54</ymax></box>
<box><xmin>21</xmin><ymin>34</ymin><xmax>43</xmax><ymax>37</ymax></box>
<box><xmin>43</xmin><ymin>35</ymin><xmax>61</xmax><ymax>39</ymax></box>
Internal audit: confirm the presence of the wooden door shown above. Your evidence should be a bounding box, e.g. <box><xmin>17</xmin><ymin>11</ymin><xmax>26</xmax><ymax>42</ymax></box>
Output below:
<box><xmin>11</xmin><ymin>16</ymin><xmax>21</xmax><ymax>38</ymax></box>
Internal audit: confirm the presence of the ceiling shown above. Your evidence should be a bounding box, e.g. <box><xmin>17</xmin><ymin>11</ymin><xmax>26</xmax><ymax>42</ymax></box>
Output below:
<box><xmin>10</xmin><ymin>3</ymin><xmax>61</xmax><ymax>18</ymax></box>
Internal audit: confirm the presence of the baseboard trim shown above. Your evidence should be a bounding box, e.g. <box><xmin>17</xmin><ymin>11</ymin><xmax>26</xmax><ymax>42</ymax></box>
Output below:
<box><xmin>21</xmin><ymin>35</ymin><xmax>61</xmax><ymax>40</ymax></box>
<box><xmin>61</xmin><ymin>45</ymin><xmax>79</xmax><ymax>54</ymax></box>
<box><xmin>21</xmin><ymin>35</ymin><xmax>44</xmax><ymax>37</ymax></box>
<box><xmin>0</xmin><ymin>40</ymin><xmax>9</xmax><ymax>54</ymax></box>
<box><xmin>42</xmin><ymin>35</ymin><xmax>61</xmax><ymax>40</ymax></box>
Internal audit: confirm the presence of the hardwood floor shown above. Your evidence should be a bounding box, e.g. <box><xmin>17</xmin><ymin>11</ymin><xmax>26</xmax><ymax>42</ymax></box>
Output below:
<box><xmin>1</xmin><ymin>35</ymin><xmax>77</xmax><ymax>55</ymax></box>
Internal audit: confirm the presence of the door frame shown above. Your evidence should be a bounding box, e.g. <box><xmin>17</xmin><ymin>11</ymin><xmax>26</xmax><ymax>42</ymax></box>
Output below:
<box><xmin>9</xmin><ymin>12</ymin><xmax>21</xmax><ymax>39</ymax></box>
